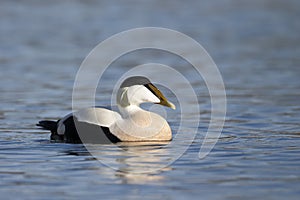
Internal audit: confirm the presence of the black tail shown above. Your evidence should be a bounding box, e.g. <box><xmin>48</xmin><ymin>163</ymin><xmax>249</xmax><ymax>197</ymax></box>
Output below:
<box><xmin>36</xmin><ymin>120</ymin><xmax>58</xmax><ymax>132</ymax></box>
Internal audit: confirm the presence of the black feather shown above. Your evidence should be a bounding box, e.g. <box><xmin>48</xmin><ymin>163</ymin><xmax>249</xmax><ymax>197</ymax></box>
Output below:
<box><xmin>36</xmin><ymin>117</ymin><xmax>121</xmax><ymax>144</ymax></box>
<box><xmin>63</xmin><ymin>115</ymin><xmax>121</xmax><ymax>144</ymax></box>
<box><xmin>36</xmin><ymin>120</ymin><xmax>64</xmax><ymax>142</ymax></box>
<box><xmin>36</xmin><ymin>120</ymin><xmax>57</xmax><ymax>132</ymax></box>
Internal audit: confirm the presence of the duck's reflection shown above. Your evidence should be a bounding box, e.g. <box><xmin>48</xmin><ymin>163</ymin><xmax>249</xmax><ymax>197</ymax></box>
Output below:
<box><xmin>87</xmin><ymin>142</ymin><xmax>173</xmax><ymax>183</ymax></box>
<box><xmin>114</xmin><ymin>170</ymin><xmax>167</xmax><ymax>185</ymax></box>
<box><xmin>61</xmin><ymin>142</ymin><xmax>173</xmax><ymax>184</ymax></box>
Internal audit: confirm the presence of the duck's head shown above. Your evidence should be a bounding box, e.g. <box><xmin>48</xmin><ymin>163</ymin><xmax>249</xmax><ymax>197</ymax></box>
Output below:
<box><xmin>117</xmin><ymin>76</ymin><xmax>176</xmax><ymax>110</ymax></box>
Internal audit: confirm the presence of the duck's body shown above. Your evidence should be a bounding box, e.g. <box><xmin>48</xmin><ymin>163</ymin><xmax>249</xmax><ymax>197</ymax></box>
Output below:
<box><xmin>37</xmin><ymin>76</ymin><xmax>175</xmax><ymax>144</ymax></box>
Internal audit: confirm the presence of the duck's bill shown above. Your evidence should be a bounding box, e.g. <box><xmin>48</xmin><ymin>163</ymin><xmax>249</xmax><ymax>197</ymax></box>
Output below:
<box><xmin>145</xmin><ymin>83</ymin><xmax>176</xmax><ymax>110</ymax></box>
<box><xmin>159</xmin><ymin>99</ymin><xmax>176</xmax><ymax>110</ymax></box>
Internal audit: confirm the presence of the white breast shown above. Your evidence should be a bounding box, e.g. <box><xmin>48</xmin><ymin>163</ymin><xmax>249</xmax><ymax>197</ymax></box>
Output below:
<box><xmin>110</xmin><ymin>110</ymin><xmax>172</xmax><ymax>141</ymax></box>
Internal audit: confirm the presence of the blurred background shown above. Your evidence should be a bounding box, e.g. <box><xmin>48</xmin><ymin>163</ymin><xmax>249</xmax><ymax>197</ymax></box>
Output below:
<box><xmin>0</xmin><ymin>0</ymin><xmax>299</xmax><ymax>199</ymax></box>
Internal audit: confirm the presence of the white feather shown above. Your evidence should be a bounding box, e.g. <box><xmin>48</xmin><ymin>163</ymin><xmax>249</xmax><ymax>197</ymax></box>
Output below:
<box><xmin>57</xmin><ymin>108</ymin><xmax>121</xmax><ymax>135</ymax></box>
<box><xmin>74</xmin><ymin>107</ymin><xmax>121</xmax><ymax>127</ymax></box>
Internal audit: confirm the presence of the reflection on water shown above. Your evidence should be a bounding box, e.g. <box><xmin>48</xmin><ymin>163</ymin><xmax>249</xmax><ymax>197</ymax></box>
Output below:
<box><xmin>59</xmin><ymin>143</ymin><xmax>173</xmax><ymax>184</ymax></box>
<box><xmin>92</xmin><ymin>142</ymin><xmax>172</xmax><ymax>174</ymax></box>
<box><xmin>1</xmin><ymin>0</ymin><xmax>300</xmax><ymax>199</ymax></box>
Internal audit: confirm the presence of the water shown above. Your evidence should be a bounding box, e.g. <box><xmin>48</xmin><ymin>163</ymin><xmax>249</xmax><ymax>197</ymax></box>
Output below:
<box><xmin>1</xmin><ymin>0</ymin><xmax>300</xmax><ymax>199</ymax></box>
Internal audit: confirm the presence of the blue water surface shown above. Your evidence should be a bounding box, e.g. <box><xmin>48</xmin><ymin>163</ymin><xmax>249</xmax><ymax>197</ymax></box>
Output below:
<box><xmin>0</xmin><ymin>0</ymin><xmax>300</xmax><ymax>199</ymax></box>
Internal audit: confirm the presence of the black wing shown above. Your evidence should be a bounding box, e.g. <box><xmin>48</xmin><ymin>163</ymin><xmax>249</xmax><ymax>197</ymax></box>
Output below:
<box><xmin>60</xmin><ymin>115</ymin><xmax>121</xmax><ymax>144</ymax></box>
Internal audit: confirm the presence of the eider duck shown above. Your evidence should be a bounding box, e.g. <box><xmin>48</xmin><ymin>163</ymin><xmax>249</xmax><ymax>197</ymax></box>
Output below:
<box><xmin>37</xmin><ymin>76</ymin><xmax>176</xmax><ymax>144</ymax></box>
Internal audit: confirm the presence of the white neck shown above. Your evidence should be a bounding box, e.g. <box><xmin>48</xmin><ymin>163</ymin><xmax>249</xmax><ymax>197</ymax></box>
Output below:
<box><xmin>118</xmin><ymin>105</ymin><xmax>144</xmax><ymax>118</ymax></box>
<box><xmin>116</xmin><ymin>85</ymin><xmax>160</xmax><ymax>117</ymax></box>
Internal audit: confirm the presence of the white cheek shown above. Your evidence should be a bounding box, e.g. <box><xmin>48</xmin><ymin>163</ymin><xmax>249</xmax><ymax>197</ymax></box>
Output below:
<box><xmin>127</xmin><ymin>85</ymin><xmax>160</xmax><ymax>104</ymax></box>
